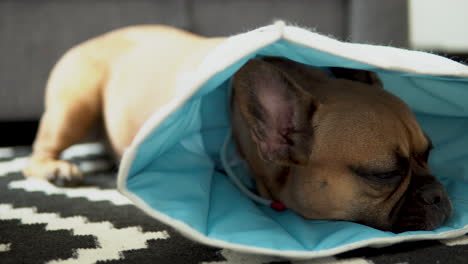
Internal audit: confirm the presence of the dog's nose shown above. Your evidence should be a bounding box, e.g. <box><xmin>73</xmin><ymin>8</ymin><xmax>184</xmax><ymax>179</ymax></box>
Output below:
<box><xmin>418</xmin><ymin>183</ymin><xmax>444</xmax><ymax>205</ymax></box>
<box><xmin>422</xmin><ymin>189</ymin><xmax>441</xmax><ymax>205</ymax></box>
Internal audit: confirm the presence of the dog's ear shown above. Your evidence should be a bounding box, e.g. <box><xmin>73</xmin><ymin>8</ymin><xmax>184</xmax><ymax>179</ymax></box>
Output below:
<box><xmin>233</xmin><ymin>59</ymin><xmax>316</xmax><ymax>165</ymax></box>
<box><xmin>330</xmin><ymin>67</ymin><xmax>383</xmax><ymax>88</ymax></box>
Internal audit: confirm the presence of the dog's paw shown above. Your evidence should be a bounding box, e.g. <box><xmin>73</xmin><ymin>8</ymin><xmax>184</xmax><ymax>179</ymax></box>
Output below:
<box><xmin>23</xmin><ymin>158</ymin><xmax>83</xmax><ymax>187</ymax></box>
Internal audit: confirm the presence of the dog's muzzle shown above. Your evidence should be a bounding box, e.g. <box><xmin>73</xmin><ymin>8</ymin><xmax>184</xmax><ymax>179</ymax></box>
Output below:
<box><xmin>391</xmin><ymin>180</ymin><xmax>453</xmax><ymax>233</ymax></box>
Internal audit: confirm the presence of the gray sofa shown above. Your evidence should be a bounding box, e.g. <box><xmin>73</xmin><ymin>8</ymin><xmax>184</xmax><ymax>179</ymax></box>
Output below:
<box><xmin>0</xmin><ymin>0</ymin><xmax>408</xmax><ymax>121</ymax></box>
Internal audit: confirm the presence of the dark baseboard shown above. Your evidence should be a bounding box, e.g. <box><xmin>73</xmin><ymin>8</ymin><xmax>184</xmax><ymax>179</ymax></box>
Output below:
<box><xmin>439</xmin><ymin>53</ymin><xmax>468</xmax><ymax>65</ymax></box>
<box><xmin>0</xmin><ymin>121</ymin><xmax>39</xmax><ymax>147</ymax></box>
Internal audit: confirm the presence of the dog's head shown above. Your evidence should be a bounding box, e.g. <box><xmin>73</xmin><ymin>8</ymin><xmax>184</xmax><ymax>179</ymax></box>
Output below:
<box><xmin>231</xmin><ymin>57</ymin><xmax>452</xmax><ymax>232</ymax></box>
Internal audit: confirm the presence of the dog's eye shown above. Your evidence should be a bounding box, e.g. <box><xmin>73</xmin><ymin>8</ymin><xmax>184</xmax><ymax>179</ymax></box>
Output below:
<box><xmin>351</xmin><ymin>155</ymin><xmax>409</xmax><ymax>184</ymax></box>
<box><xmin>353</xmin><ymin>168</ymin><xmax>403</xmax><ymax>184</ymax></box>
<box><xmin>371</xmin><ymin>170</ymin><xmax>403</xmax><ymax>181</ymax></box>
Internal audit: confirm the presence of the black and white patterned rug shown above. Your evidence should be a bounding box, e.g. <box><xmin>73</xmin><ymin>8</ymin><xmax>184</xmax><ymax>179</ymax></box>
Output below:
<box><xmin>1</xmin><ymin>143</ymin><xmax>467</xmax><ymax>264</ymax></box>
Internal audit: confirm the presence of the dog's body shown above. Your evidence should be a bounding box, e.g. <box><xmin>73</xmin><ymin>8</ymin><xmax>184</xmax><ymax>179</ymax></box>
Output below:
<box><xmin>24</xmin><ymin>25</ymin><xmax>452</xmax><ymax>232</ymax></box>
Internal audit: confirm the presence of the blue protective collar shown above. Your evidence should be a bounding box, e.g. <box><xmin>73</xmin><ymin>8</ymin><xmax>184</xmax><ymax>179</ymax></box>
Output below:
<box><xmin>118</xmin><ymin>22</ymin><xmax>468</xmax><ymax>259</ymax></box>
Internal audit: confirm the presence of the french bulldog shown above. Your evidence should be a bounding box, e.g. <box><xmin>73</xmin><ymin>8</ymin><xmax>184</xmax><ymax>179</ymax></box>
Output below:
<box><xmin>23</xmin><ymin>25</ymin><xmax>452</xmax><ymax>232</ymax></box>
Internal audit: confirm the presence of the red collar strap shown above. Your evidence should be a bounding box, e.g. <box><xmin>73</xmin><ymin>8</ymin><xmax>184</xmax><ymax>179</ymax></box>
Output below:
<box><xmin>270</xmin><ymin>201</ymin><xmax>287</xmax><ymax>211</ymax></box>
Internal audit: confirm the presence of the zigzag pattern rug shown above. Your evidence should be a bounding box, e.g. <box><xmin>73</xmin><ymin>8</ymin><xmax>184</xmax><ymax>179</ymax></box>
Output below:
<box><xmin>1</xmin><ymin>143</ymin><xmax>467</xmax><ymax>264</ymax></box>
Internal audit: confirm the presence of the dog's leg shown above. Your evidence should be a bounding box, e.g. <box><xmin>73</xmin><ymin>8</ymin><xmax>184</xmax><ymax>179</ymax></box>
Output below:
<box><xmin>23</xmin><ymin>50</ymin><xmax>104</xmax><ymax>186</ymax></box>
